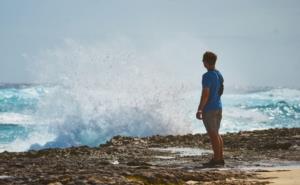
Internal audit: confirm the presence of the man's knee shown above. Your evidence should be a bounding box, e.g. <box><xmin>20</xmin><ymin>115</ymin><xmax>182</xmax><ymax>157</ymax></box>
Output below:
<box><xmin>207</xmin><ymin>130</ymin><xmax>219</xmax><ymax>138</ymax></box>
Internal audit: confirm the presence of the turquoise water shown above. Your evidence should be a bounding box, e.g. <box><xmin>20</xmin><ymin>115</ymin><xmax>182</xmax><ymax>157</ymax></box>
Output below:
<box><xmin>0</xmin><ymin>124</ymin><xmax>29</xmax><ymax>143</ymax></box>
<box><xmin>0</xmin><ymin>84</ymin><xmax>299</xmax><ymax>152</ymax></box>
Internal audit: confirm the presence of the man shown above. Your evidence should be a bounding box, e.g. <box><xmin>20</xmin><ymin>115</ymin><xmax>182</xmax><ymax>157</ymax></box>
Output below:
<box><xmin>196</xmin><ymin>51</ymin><xmax>224</xmax><ymax>166</ymax></box>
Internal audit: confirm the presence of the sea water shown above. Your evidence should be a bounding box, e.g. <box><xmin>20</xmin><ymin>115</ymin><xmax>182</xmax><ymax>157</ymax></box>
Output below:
<box><xmin>0</xmin><ymin>42</ymin><xmax>299</xmax><ymax>152</ymax></box>
<box><xmin>1</xmin><ymin>84</ymin><xmax>299</xmax><ymax>152</ymax></box>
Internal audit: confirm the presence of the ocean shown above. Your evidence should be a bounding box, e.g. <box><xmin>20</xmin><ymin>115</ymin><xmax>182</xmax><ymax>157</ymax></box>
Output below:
<box><xmin>0</xmin><ymin>83</ymin><xmax>299</xmax><ymax>152</ymax></box>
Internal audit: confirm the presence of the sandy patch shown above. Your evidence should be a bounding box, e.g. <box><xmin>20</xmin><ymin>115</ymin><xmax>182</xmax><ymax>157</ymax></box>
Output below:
<box><xmin>257</xmin><ymin>168</ymin><xmax>300</xmax><ymax>185</ymax></box>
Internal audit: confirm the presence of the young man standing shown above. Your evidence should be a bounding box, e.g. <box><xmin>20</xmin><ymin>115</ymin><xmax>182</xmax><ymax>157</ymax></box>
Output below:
<box><xmin>196</xmin><ymin>51</ymin><xmax>224</xmax><ymax>166</ymax></box>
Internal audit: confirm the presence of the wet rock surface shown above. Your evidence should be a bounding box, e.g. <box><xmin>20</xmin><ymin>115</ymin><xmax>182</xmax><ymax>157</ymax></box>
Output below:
<box><xmin>0</xmin><ymin>128</ymin><xmax>299</xmax><ymax>184</ymax></box>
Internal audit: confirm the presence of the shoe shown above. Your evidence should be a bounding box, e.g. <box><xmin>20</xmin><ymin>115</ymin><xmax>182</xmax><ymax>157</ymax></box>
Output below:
<box><xmin>202</xmin><ymin>159</ymin><xmax>225</xmax><ymax>167</ymax></box>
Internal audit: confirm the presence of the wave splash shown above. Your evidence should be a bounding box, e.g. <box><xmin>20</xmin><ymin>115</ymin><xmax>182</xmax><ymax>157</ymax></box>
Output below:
<box><xmin>24</xmin><ymin>40</ymin><xmax>192</xmax><ymax>150</ymax></box>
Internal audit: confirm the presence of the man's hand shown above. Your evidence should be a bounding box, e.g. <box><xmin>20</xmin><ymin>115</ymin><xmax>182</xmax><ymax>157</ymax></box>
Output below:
<box><xmin>196</xmin><ymin>110</ymin><xmax>203</xmax><ymax>120</ymax></box>
<box><xmin>197</xmin><ymin>88</ymin><xmax>209</xmax><ymax>120</ymax></box>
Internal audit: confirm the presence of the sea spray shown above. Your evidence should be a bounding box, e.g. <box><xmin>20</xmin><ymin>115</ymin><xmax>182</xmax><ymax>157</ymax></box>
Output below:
<box><xmin>28</xmin><ymin>40</ymin><xmax>193</xmax><ymax>149</ymax></box>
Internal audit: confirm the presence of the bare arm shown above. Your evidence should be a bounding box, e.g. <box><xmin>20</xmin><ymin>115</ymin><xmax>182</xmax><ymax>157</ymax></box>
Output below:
<box><xmin>196</xmin><ymin>87</ymin><xmax>210</xmax><ymax>120</ymax></box>
<box><xmin>198</xmin><ymin>87</ymin><xmax>210</xmax><ymax>111</ymax></box>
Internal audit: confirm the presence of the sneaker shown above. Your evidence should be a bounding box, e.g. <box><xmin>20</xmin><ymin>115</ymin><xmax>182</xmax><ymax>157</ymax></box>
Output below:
<box><xmin>202</xmin><ymin>159</ymin><xmax>225</xmax><ymax>167</ymax></box>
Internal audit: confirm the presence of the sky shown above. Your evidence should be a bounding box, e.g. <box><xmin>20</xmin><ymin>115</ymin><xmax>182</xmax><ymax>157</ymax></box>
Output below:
<box><xmin>0</xmin><ymin>0</ymin><xmax>300</xmax><ymax>88</ymax></box>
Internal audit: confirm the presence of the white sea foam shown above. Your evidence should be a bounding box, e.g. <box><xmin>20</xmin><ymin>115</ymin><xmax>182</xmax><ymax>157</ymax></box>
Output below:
<box><xmin>0</xmin><ymin>113</ymin><xmax>34</xmax><ymax>125</ymax></box>
<box><xmin>0</xmin><ymin>130</ymin><xmax>55</xmax><ymax>152</ymax></box>
<box><xmin>221</xmin><ymin>107</ymin><xmax>270</xmax><ymax>132</ymax></box>
<box><xmin>25</xmin><ymin>40</ymin><xmax>194</xmax><ymax>149</ymax></box>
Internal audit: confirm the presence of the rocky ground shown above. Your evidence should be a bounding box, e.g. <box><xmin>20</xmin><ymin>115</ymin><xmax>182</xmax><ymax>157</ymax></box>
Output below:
<box><xmin>0</xmin><ymin>128</ymin><xmax>299</xmax><ymax>185</ymax></box>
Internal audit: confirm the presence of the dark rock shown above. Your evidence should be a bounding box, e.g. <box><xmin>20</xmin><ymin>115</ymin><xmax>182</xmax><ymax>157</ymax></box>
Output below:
<box><xmin>0</xmin><ymin>128</ymin><xmax>299</xmax><ymax>184</ymax></box>
<box><xmin>126</xmin><ymin>161</ymin><xmax>152</xmax><ymax>166</ymax></box>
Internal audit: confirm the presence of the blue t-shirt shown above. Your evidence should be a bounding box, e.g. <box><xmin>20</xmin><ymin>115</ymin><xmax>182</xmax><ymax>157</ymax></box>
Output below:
<box><xmin>202</xmin><ymin>70</ymin><xmax>223</xmax><ymax>112</ymax></box>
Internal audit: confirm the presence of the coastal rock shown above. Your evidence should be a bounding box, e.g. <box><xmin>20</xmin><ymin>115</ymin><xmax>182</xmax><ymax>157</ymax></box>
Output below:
<box><xmin>0</xmin><ymin>128</ymin><xmax>299</xmax><ymax>184</ymax></box>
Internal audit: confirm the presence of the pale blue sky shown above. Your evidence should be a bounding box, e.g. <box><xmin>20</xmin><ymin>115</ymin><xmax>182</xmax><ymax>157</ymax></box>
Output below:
<box><xmin>0</xmin><ymin>0</ymin><xmax>300</xmax><ymax>88</ymax></box>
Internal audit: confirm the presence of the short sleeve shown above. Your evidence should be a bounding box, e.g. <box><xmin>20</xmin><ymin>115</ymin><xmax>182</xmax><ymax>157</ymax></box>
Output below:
<box><xmin>202</xmin><ymin>74</ymin><xmax>211</xmax><ymax>89</ymax></box>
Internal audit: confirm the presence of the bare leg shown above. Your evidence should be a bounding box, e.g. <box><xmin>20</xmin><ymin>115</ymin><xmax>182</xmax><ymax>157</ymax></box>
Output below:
<box><xmin>207</xmin><ymin>131</ymin><xmax>222</xmax><ymax>160</ymax></box>
<box><xmin>218</xmin><ymin>134</ymin><xmax>224</xmax><ymax>160</ymax></box>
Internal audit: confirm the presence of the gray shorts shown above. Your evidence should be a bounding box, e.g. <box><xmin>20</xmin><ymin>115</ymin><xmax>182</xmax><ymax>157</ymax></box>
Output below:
<box><xmin>202</xmin><ymin>109</ymin><xmax>222</xmax><ymax>132</ymax></box>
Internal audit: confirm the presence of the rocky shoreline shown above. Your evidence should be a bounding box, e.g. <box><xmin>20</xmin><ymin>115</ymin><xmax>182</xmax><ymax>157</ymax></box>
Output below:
<box><xmin>0</xmin><ymin>128</ymin><xmax>299</xmax><ymax>185</ymax></box>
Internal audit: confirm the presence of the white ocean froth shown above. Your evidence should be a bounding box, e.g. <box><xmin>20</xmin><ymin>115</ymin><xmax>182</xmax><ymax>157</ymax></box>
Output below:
<box><xmin>26</xmin><ymin>41</ymin><xmax>193</xmax><ymax>150</ymax></box>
